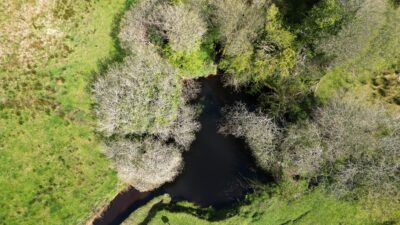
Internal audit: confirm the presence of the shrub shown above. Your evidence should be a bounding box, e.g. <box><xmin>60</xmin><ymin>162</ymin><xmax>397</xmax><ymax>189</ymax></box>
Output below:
<box><xmin>219</xmin><ymin>4</ymin><xmax>297</xmax><ymax>86</ymax></box>
<box><xmin>212</xmin><ymin>0</ymin><xmax>266</xmax><ymax>56</ymax></box>
<box><xmin>219</xmin><ymin>103</ymin><xmax>281</xmax><ymax>171</ymax></box>
<box><xmin>282</xmin><ymin>97</ymin><xmax>400</xmax><ymax>203</ymax></box>
<box><xmin>106</xmin><ymin>138</ymin><xmax>183</xmax><ymax>191</ymax></box>
<box><xmin>93</xmin><ymin>49</ymin><xmax>182</xmax><ymax>137</ymax></box>
<box><xmin>317</xmin><ymin>0</ymin><xmax>389</xmax><ymax>65</ymax></box>
<box><xmin>148</xmin><ymin>3</ymin><xmax>208</xmax><ymax>52</ymax></box>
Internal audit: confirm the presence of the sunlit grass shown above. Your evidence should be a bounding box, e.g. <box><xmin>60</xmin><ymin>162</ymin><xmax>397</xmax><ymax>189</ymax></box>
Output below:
<box><xmin>133</xmin><ymin>189</ymin><xmax>376</xmax><ymax>225</ymax></box>
<box><xmin>0</xmin><ymin>0</ymin><xmax>128</xmax><ymax>224</ymax></box>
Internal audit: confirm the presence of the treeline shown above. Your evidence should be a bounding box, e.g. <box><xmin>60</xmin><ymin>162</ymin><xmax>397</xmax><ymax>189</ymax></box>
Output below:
<box><xmin>221</xmin><ymin>97</ymin><xmax>400</xmax><ymax>214</ymax></box>
<box><xmin>216</xmin><ymin>0</ymin><xmax>400</xmax><ymax>220</ymax></box>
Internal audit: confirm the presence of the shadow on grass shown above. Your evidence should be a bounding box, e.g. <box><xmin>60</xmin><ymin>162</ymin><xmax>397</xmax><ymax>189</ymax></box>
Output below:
<box><xmin>86</xmin><ymin>0</ymin><xmax>137</xmax><ymax>98</ymax></box>
<box><xmin>85</xmin><ymin>0</ymin><xmax>138</xmax><ymax>145</ymax></box>
<box><xmin>137</xmin><ymin>199</ymin><xmax>257</xmax><ymax>225</ymax></box>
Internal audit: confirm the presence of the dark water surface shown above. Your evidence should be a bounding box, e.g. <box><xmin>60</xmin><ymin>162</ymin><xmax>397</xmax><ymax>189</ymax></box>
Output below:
<box><xmin>93</xmin><ymin>75</ymin><xmax>270</xmax><ymax>225</ymax></box>
<box><xmin>164</xmin><ymin>75</ymin><xmax>269</xmax><ymax>207</ymax></box>
<box><xmin>93</xmin><ymin>188</ymin><xmax>155</xmax><ymax>225</ymax></box>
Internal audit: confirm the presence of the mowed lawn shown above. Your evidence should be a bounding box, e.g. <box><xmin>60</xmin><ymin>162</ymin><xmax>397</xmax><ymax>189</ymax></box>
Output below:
<box><xmin>0</xmin><ymin>1</ymin><xmax>129</xmax><ymax>224</ymax></box>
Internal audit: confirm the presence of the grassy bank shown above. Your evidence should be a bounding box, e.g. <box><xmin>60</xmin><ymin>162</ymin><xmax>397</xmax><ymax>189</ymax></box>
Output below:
<box><xmin>316</xmin><ymin>2</ymin><xmax>400</xmax><ymax>109</ymax></box>
<box><xmin>123</xmin><ymin>188</ymin><xmax>382</xmax><ymax>225</ymax></box>
<box><xmin>0</xmin><ymin>1</ymin><xmax>129</xmax><ymax>224</ymax></box>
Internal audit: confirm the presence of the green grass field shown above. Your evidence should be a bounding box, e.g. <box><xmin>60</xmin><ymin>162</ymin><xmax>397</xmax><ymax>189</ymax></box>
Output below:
<box><xmin>0</xmin><ymin>1</ymin><xmax>130</xmax><ymax>224</ymax></box>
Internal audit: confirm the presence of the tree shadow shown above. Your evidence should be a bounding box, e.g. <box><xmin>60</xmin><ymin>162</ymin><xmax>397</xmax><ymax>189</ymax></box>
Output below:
<box><xmin>274</xmin><ymin>0</ymin><xmax>320</xmax><ymax>25</ymax></box>
<box><xmin>390</xmin><ymin>0</ymin><xmax>400</xmax><ymax>8</ymax></box>
<box><xmin>138</xmin><ymin>197</ymin><xmax>261</xmax><ymax>225</ymax></box>
<box><xmin>86</xmin><ymin>0</ymin><xmax>138</xmax><ymax>107</ymax></box>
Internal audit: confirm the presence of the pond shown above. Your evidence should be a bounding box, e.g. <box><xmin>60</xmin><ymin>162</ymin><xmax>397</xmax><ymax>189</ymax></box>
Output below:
<box><xmin>164</xmin><ymin>75</ymin><xmax>270</xmax><ymax>207</ymax></box>
<box><xmin>93</xmin><ymin>75</ymin><xmax>271</xmax><ymax>225</ymax></box>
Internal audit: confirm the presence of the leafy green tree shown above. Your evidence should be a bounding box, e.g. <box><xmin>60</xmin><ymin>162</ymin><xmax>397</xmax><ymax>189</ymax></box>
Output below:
<box><xmin>303</xmin><ymin>0</ymin><xmax>347</xmax><ymax>40</ymax></box>
<box><xmin>219</xmin><ymin>4</ymin><xmax>297</xmax><ymax>86</ymax></box>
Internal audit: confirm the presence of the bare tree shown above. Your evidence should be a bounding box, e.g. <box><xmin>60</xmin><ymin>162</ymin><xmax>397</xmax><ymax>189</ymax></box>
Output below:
<box><xmin>148</xmin><ymin>3</ymin><xmax>207</xmax><ymax>51</ymax></box>
<box><xmin>106</xmin><ymin>138</ymin><xmax>183</xmax><ymax>191</ymax></box>
<box><xmin>119</xmin><ymin>0</ymin><xmax>160</xmax><ymax>51</ymax></box>
<box><xmin>94</xmin><ymin>0</ymin><xmax>207</xmax><ymax>192</ymax></box>
<box><xmin>219</xmin><ymin>103</ymin><xmax>280</xmax><ymax>171</ymax></box>
<box><xmin>282</xmin><ymin>96</ymin><xmax>400</xmax><ymax>201</ymax></box>
<box><xmin>182</xmin><ymin>79</ymin><xmax>202</xmax><ymax>102</ymax></box>
<box><xmin>281</xmin><ymin>123</ymin><xmax>324</xmax><ymax>178</ymax></box>
<box><xmin>158</xmin><ymin>104</ymin><xmax>202</xmax><ymax>150</ymax></box>
<box><xmin>315</xmin><ymin>97</ymin><xmax>389</xmax><ymax>163</ymax></box>
<box><xmin>93</xmin><ymin>48</ymin><xmax>181</xmax><ymax>137</ymax></box>
<box><xmin>212</xmin><ymin>0</ymin><xmax>267</xmax><ymax>56</ymax></box>
<box><xmin>317</xmin><ymin>0</ymin><xmax>389</xmax><ymax>65</ymax></box>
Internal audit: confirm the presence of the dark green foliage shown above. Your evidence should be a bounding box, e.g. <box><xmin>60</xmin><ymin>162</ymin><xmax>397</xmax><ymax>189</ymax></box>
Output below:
<box><xmin>391</xmin><ymin>0</ymin><xmax>400</xmax><ymax>7</ymax></box>
<box><xmin>275</xmin><ymin>0</ymin><xmax>319</xmax><ymax>25</ymax></box>
<box><xmin>302</xmin><ymin>0</ymin><xmax>348</xmax><ymax>40</ymax></box>
<box><xmin>258</xmin><ymin>75</ymin><xmax>317</xmax><ymax>122</ymax></box>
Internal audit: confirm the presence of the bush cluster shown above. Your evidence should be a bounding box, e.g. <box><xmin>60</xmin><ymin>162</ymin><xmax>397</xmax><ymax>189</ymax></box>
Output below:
<box><xmin>220</xmin><ymin>97</ymin><xmax>400</xmax><ymax>207</ymax></box>
<box><xmin>316</xmin><ymin>0</ymin><xmax>389</xmax><ymax>65</ymax></box>
<box><xmin>220</xmin><ymin>103</ymin><xmax>280</xmax><ymax>171</ymax></box>
<box><xmin>95</xmin><ymin>0</ymin><xmax>304</xmax><ymax>191</ymax></box>
<box><xmin>93</xmin><ymin>0</ymin><xmax>205</xmax><ymax>191</ymax></box>
<box><xmin>216</xmin><ymin>3</ymin><xmax>297</xmax><ymax>87</ymax></box>
<box><xmin>95</xmin><ymin>1</ymin><xmax>400</xmax><ymax>206</ymax></box>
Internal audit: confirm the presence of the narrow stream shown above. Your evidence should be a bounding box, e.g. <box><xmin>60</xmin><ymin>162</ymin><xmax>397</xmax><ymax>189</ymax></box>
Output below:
<box><xmin>93</xmin><ymin>75</ymin><xmax>271</xmax><ymax>225</ymax></box>
<box><xmin>164</xmin><ymin>75</ymin><xmax>270</xmax><ymax>207</ymax></box>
